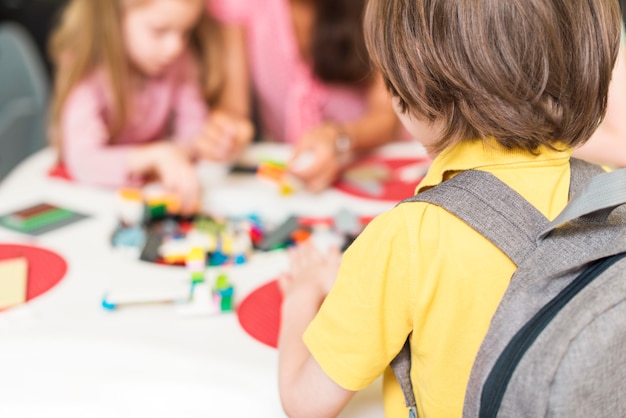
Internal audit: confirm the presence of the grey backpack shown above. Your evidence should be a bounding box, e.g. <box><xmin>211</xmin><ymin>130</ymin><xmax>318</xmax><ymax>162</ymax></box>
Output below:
<box><xmin>391</xmin><ymin>158</ymin><xmax>626</xmax><ymax>418</ymax></box>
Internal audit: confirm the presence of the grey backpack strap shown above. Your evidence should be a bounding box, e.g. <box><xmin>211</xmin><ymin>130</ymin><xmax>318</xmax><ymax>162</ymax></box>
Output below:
<box><xmin>540</xmin><ymin>167</ymin><xmax>626</xmax><ymax>238</ymax></box>
<box><xmin>404</xmin><ymin>170</ymin><xmax>549</xmax><ymax>265</ymax></box>
<box><xmin>568</xmin><ymin>157</ymin><xmax>605</xmax><ymax>195</ymax></box>
<box><xmin>390</xmin><ymin>340</ymin><xmax>418</xmax><ymax>418</ymax></box>
<box><xmin>391</xmin><ymin>169</ymin><xmax>549</xmax><ymax>416</ymax></box>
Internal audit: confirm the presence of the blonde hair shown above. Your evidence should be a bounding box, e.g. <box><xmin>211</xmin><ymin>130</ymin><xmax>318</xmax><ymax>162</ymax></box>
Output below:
<box><xmin>48</xmin><ymin>0</ymin><xmax>222</xmax><ymax>145</ymax></box>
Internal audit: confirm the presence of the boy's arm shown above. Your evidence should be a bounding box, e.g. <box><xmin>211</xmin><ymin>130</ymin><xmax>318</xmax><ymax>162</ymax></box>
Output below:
<box><xmin>279</xmin><ymin>279</ymin><xmax>355</xmax><ymax>418</ymax></box>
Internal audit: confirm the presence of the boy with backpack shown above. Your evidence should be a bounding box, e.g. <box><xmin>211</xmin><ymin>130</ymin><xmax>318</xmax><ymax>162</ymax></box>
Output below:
<box><xmin>278</xmin><ymin>0</ymin><xmax>622</xmax><ymax>417</ymax></box>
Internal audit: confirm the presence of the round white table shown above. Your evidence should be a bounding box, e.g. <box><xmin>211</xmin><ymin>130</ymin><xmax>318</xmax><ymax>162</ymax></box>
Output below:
<box><xmin>0</xmin><ymin>142</ymin><xmax>426</xmax><ymax>418</ymax></box>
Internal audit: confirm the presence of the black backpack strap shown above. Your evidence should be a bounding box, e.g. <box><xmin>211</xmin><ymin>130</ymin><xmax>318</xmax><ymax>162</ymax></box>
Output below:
<box><xmin>390</xmin><ymin>160</ymin><xmax>603</xmax><ymax>416</ymax></box>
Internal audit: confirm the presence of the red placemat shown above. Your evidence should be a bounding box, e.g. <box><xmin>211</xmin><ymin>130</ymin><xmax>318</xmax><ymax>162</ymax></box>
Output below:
<box><xmin>48</xmin><ymin>163</ymin><xmax>73</xmax><ymax>181</ymax></box>
<box><xmin>335</xmin><ymin>156</ymin><xmax>431</xmax><ymax>202</ymax></box>
<box><xmin>237</xmin><ymin>280</ymin><xmax>282</xmax><ymax>348</ymax></box>
<box><xmin>0</xmin><ymin>244</ymin><xmax>67</xmax><ymax>311</ymax></box>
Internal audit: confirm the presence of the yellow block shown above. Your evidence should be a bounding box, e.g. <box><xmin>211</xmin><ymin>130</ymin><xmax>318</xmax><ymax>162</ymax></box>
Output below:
<box><xmin>118</xmin><ymin>188</ymin><xmax>143</xmax><ymax>202</ymax></box>
<box><xmin>0</xmin><ymin>257</ymin><xmax>28</xmax><ymax>309</ymax></box>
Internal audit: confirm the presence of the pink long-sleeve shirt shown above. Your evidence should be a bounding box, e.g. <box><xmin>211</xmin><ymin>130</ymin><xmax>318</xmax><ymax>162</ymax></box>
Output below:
<box><xmin>208</xmin><ymin>0</ymin><xmax>371</xmax><ymax>144</ymax></box>
<box><xmin>60</xmin><ymin>54</ymin><xmax>208</xmax><ymax>187</ymax></box>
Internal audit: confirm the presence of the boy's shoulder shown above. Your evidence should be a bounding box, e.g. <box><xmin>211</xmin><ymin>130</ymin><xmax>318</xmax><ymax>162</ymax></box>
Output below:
<box><xmin>360</xmin><ymin>195</ymin><xmax>461</xmax><ymax>242</ymax></box>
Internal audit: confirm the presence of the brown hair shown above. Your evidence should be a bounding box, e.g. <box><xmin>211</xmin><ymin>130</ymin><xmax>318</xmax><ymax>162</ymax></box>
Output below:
<box><xmin>311</xmin><ymin>0</ymin><xmax>371</xmax><ymax>84</ymax></box>
<box><xmin>365</xmin><ymin>0</ymin><xmax>621</xmax><ymax>154</ymax></box>
<box><xmin>48</xmin><ymin>0</ymin><xmax>223</xmax><ymax>145</ymax></box>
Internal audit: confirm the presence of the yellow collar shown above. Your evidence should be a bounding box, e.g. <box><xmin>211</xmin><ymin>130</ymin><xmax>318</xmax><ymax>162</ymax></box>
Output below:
<box><xmin>417</xmin><ymin>139</ymin><xmax>573</xmax><ymax>193</ymax></box>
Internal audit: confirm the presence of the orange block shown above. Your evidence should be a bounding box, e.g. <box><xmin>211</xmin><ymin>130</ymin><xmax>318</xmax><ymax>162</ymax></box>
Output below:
<box><xmin>257</xmin><ymin>162</ymin><xmax>286</xmax><ymax>182</ymax></box>
<box><xmin>291</xmin><ymin>228</ymin><xmax>312</xmax><ymax>243</ymax></box>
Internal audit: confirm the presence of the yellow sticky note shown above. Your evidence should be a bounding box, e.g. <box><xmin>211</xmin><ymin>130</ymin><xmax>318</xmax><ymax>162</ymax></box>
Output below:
<box><xmin>0</xmin><ymin>257</ymin><xmax>28</xmax><ymax>309</ymax></box>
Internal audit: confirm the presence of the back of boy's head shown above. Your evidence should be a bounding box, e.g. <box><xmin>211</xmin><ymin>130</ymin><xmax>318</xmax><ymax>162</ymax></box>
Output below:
<box><xmin>365</xmin><ymin>0</ymin><xmax>622</xmax><ymax>154</ymax></box>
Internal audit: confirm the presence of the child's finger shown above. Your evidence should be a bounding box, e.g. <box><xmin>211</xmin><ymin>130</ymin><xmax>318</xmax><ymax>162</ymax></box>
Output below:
<box><xmin>219</xmin><ymin>126</ymin><xmax>236</xmax><ymax>157</ymax></box>
<box><xmin>203</xmin><ymin>124</ymin><xmax>235</xmax><ymax>161</ymax></box>
<box><xmin>182</xmin><ymin>171</ymin><xmax>201</xmax><ymax>215</ymax></box>
<box><xmin>231</xmin><ymin>120</ymin><xmax>254</xmax><ymax>155</ymax></box>
<box><xmin>289</xmin><ymin>150</ymin><xmax>317</xmax><ymax>176</ymax></box>
<box><xmin>306</xmin><ymin>173</ymin><xmax>332</xmax><ymax>193</ymax></box>
<box><xmin>202</xmin><ymin>125</ymin><xmax>226</xmax><ymax>151</ymax></box>
<box><xmin>163</xmin><ymin>164</ymin><xmax>200</xmax><ymax>216</ymax></box>
<box><xmin>176</xmin><ymin>179</ymin><xmax>195</xmax><ymax>215</ymax></box>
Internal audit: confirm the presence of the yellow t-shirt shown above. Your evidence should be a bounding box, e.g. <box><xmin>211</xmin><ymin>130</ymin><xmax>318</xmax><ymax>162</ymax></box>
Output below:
<box><xmin>304</xmin><ymin>140</ymin><xmax>573</xmax><ymax>418</ymax></box>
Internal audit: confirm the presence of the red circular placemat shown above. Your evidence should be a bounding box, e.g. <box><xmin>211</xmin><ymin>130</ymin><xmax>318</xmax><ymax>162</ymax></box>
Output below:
<box><xmin>237</xmin><ymin>280</ymin><xmax>282</xmax><ymax>348</ymax></box>
<box><xmin>48</xmin><ymin>163</ymin><xmax>73</xmax><ymax>181</ymax></box>
<box><xmin>0</xmin><ymin>244</ymin><xmax>67</xmax><ymax>311</ymax></box>
<box><xmin>335</xmin><ymin>156</ymin><xmax>431</xmax><ymax>201</ymax></box>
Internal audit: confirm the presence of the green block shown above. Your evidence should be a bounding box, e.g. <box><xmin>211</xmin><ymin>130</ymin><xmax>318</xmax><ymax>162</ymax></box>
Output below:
<box><xmin>220</xmin><ymin>295</ymin><xmax>233</xmax><ymax>312</ymax></box>
<box><xmin>148</xmin><ymin>204</ymin><xmax>167</xmax><ymax>219</ymax></box>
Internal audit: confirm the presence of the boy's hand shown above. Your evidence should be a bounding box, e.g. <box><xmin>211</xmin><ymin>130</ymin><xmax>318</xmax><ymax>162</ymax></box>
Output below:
<box><xmin>195</xmin><ymin>111</ymin><xmax>254</xmax><ymax>162</ymax></box>
<box><xmin>288</xmin><ymin>123</ymin><xmax>345</xmax><ymax>193</ymax></box>
<box><xmin>279</xmin><ymin>240</ymin><xmax>342</xmax><ymax>299</ymax></box>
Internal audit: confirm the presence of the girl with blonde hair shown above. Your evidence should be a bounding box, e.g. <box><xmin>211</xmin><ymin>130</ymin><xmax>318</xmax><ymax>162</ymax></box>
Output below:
<box><xmin>49</xmin><ymin>0</ymin><xmax>234</xmax><ymax>213</ymax></box>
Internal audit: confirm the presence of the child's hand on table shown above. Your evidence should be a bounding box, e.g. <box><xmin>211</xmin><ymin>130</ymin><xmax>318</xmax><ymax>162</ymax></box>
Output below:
<box><xmin>279</xmin><ymin>240</ymin><xmax>342</xmax><ymax>300</ymax></box>
<box><xmin>128</xmin><ymin>142</ymin><xmax>201</xmax><ymax>216</ymax></box>
<box><xmin>195</xmin><ymin>110</ymin><xmax>254</xmax><ymax>162</ymax></box>
<box><xmin>288</xmin><ymin>123</ymin><xmax>348</xmax><ymax>193</ymax></box>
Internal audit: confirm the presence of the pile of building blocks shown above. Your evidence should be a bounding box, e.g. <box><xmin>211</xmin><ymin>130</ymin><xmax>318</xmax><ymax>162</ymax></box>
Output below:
<box><xmin>111</xmin><ymin>186</ymin><xmax>373</xmax><ymax>268</ymax></box>
<box><xmin>112</xmin><ymin>187</ymin><xmax>255</xmax><ymax>266</ymax></box>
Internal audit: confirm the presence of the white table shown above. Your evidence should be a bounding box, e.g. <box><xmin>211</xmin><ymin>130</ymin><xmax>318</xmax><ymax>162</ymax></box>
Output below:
<box><xmin>0</xmin><ymin>142</ymin><xmax>426</xmax><ymax>418</ymax></box>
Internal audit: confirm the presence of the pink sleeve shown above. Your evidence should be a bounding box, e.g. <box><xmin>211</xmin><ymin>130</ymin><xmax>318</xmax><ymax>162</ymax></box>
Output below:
<box><xmin>60</xmin><ymin>79</ymin><xmax>135</xmax><ymax>188</ymax></box>
<box><xmin>171</xmin><ymin>55</ymin><xmax>209</xmax><ymax>146</ymax></box>
<box><xmin>206</xmin><ymin>0</ymin><xmax>249</xmax><ymax>24</ymax></box>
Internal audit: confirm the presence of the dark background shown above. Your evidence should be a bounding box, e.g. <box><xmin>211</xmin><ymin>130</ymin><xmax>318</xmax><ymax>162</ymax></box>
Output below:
<box><xmin>1</xmin><ymin>0</ymin><xmax>625</xmax><ymax>77</ymax></box>
<box><xmin>1</xmin><ymin>0</ymin><xmax>68</xmax><ymax>75</ymax></box>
